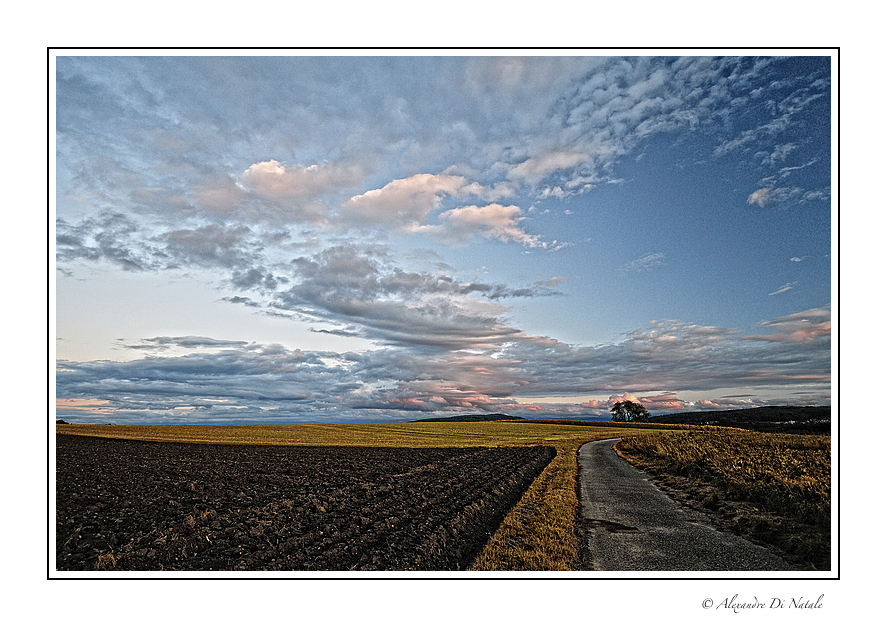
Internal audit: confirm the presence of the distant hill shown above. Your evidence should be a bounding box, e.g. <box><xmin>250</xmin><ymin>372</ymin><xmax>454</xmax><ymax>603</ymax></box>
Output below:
<box><xmin>651</xmin><ymin>405</ymin><xmax>831</xmax><ymax>434</ymax></box>
<box><xmin>410</xmin><ymin>406</ymin><xmax>831</xmax><ymax>433</ymax></box>
<box><xmin>411</xmin><ymin>413</ymin><xmax>527</xmax><ymax>423</ymax></box>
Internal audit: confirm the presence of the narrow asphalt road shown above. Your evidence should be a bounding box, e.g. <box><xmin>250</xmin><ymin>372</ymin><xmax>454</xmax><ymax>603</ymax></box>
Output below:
<box><xmin>577</xmin><ymin>438</ymin><xmax>793</xmax><ymax>571</ymax></box>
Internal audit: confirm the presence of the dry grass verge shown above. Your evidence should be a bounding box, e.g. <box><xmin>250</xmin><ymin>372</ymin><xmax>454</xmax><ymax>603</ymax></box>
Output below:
<box><xmin>615</xmin><ymin>427</ymin><xmax>831</xmax><ymax>570</ymax></box>
<box><xmin>468</xmin><ymin>443</ymin><xmax>578</xmax><ymax>570</ymax></box>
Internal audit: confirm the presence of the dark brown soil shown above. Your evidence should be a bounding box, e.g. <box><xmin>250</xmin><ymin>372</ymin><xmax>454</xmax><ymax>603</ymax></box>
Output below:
<box><xmin>56</xmin><ymin>434</ymin><xmax>554</xmax><ymax>572</ymax></box>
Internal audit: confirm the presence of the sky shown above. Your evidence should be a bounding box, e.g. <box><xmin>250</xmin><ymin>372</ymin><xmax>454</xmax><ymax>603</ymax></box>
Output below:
<box><xmin>54</xmin><ymin>53</ymin><xmax>833</xmax><ymax>424</ymax></box>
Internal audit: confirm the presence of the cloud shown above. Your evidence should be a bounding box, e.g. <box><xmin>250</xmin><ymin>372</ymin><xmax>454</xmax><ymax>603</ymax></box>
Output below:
<box><xmin>342</xmin><ymin>173</ymin><xmax>483</xmax><ymax>229</ymax></box>
<box><xmin>340</xmin><ymin>174</ymin><xmax>550</xmax><ymax>248</ymax></box>
<box><xmin>502</xmin><ymin>313</ymin><xmax>829</xmax><ymax>399</ymax></box>
<box><xmin>161</xmin><ymin>224</ymin><xmax>258</xmax><ymax>269</ymax></box>
<box><xmin>777</xmin><ymin>157</ymin><xmax>819</xmax><ymax>179</ymax></box>
<box><xmin>715</xmin><ymin>117</ymin><xmax>793</xmax><ymax>157</ymax></box>
<box><xmin>621</xmin><ymin>252</ymin><xmax>665</xmax><ymax>273</ymax></box>
<box><xmin>713</xmin><ymin>73</ymin><xmax>828</xmax><ymax>160</ymax></box>
<box><xmin>56</xmin><ymin>398</ymin><xmax>115</xmax><ymax>416</ymax></box>
<box><xmin>485</xmin><ymin>57</ymin><xmax>825</xmax><ymax>200</ymax></box>
<box><xmin>750</xmin><ymin>305</ymin><xmax>831</xmax><ymax>343</ymax></box>
<box><xmin>56</xmin><ymin>303</ymin><xmax>831</xmax><ymax>422</ymax></box>
<box><xmin>538</xmin><ymin>276</ymin><xmax>568</xmax><ymax>287</ymax></box>
<box><xmin>431</xmin><ymin>203</ymin><xmax>544</xmax><ymax>247</ymax></box>
<box><xmin>190</xmin><ymin>176</ymin><xmax>248</xmax><ymax>215</ymax></box>
<box><xmin>57</xmin><ymin>57</ymin><xmax>830</xmax><ymax>231</ymax></box>
<box><xmin>56</xmin><ymin>212</ymin><xmax>166</xmax><ymax>272</ymax></box>
<box><xmin>579</xmin><ymin>392</ymin><xmax>692</xmax><ymax>414</ymax></box>
<box><xmin>747</xmin><ymin>186</ymin><xmax>804</xmax><ymax>207</ymax></box>
<box><xmin>220</xmin><ymin>296</ymin><xmax>262</xmax><ymax>308</ymax></box>
<box><xmin>119</xmin><ymin>336</ymin><xmax>251</xmax><ymax>352</ymax></box>
<box><xmin>236</xmin><ymin>160</ymin><xmax>366</xmax><ymax>225</ymax></box>
<box><xmin>272</xmin><ymin>245</ymin><xmax>551</xmax><ymax>349</ymax></box>
<box><xmin>633</xmin><ymin>392</ymin><xmax>692</xmax><ymax>412</ymax></box>
<box><xmin>508</xmin><ymin>151</ymin><xmax>589</xmax><ymax>186</ymax></box>
<box><xmin>768</xmin><ymin>282</ymin><xmax>797</xmax><ymax>296</ymax></box>
<box><xmin>56</xmin><ymin>344</ymin><xmax>341</xmax><ymax>423</ymax></box>
<box><xmin>747</xmin><ymin>188</ymin><xmax>771</xmax><ymax>207</ymax></box>
<box><xmin>511</xmin><ymin>57</ymin><xmax>760</xmax><ymax>193</ymax></box>
<box><xmin>57</xmin><ymin>211</ymin><xmax>301</xmax><ymax>293</ymax></box>
<box><xmin>55</xmin><ymin>57</ymin><xmax>832</xmax><ymax>423</ymax></box>
<box><xmin>57</xmin><ymin>207</ymin><xmax>563</xmax><ymax>354</ymax></box>
<box><xmin>758</xmin><ymin>143</ymin><xmax>798</xmax><ymax>166</ymax></box>
<box><xmin>160</xmin><ymin>223</ymin><xmax>291</xmax><ymax>292</ymax></box>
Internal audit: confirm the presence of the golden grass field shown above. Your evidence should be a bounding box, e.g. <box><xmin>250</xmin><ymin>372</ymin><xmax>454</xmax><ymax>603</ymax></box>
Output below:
<box><xmin>56</xmin><ymin>421</ymin><xmax>639</xmax><ymax>449</ymax></box>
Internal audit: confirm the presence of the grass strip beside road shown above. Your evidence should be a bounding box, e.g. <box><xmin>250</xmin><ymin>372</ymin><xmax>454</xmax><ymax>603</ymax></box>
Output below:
<box><xmin>55</xmin><ymin>421</ymin><xmax>670</xmax><ymax>570</ymax></box>
<box><xmin>615</xmin><ymin>427</ymin><xmax>831</xmax><ymax>570</ymax></box>
<box><xmin>468</xmin><ymin>439</ymin><xmax>580</xmax><ymax>570</ymax></box>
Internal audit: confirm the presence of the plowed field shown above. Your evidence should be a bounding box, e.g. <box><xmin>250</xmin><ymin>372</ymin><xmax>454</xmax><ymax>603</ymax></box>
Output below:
<box><xmin>55</xmin><ymin>435</ymin><xmax>554</xmax><ymax>571</ymax></box>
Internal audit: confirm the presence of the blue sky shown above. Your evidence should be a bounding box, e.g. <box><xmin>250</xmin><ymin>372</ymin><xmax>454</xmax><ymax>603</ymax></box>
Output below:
<box><xmin>54</xmin><ymin>53</ymin><xmax>833</xmax><ymax>423</ymax></box>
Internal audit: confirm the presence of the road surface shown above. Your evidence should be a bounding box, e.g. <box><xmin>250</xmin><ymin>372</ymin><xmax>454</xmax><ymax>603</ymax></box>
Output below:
<box><xmin>577</xmin><ymin>438</ymin><xmax>794</xmax><ymax>571</ymax></box>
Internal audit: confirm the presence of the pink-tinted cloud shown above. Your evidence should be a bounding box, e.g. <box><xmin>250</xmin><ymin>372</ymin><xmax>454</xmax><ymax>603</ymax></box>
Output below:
<box><xmin>56</xmin><ymin>398</ymin><xmax>115</xmax><ymax>415</ymax></box>
<box><xmin>634</xmin><ymin>392</ymin><xmax>692</xmax><ymax>412</ymax></box>
<box><xmin>235</xmin><ymin>159</ymin><xmax>366</xmax><ymax>224</ymax></box>
<box><xmin>582</xmin><ymin>392</ymin><xmax>690</xmax><ymax>413</ymax></box>
<box><xmin>435</xmin><ymin>203</ymin><xmax>543</xmax><ymax>247</ymax></box>
<box><xmin>342</xmin><ymin>173</ymin><xmax>479</xmax><ymax>228</ymax></box>
<box><xmin>692</xmin><ymin>398</ymin><xmax>760</xmax><ymax>411</ymax></box>
<box><xmin>750</xmin><ymin>306</ymin><xmax>831</xmax><ymax>343</ymax></box>
<box><xmin>241</xmin><ymin>160</ymin><xmax>363</xmax><ymax>201</ymax></box>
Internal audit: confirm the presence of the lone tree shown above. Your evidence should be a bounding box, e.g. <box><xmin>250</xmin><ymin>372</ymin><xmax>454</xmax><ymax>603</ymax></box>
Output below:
<box><xmin>610</xmin><ymin>400</ymin><xmax>651</xmax><ymax>422</ymax></box>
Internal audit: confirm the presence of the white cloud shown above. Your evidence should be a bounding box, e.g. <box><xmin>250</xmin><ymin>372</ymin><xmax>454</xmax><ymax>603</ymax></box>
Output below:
<box><xmin>342</xmin><ymin>173</ymin><xmax>482</xmax><ymax>229</ymax></box>
<box><xmin>747</xmin><ymin>187</ymin><xmax>771</xmax><ymax>207</ymax></box>
<box><xmin>768</xmin><ymin>282</ymin><xmax>797</xmax><ymax>296</ymax></box>
<box><xmin>508</xmin><ymin>151</ymin><xmax>589</xmax><ymax>186</ymax></box>
<box><xmin>778</xmin><ymin>157</ymin><xmax>818</xmax><ymax>178</ymax></box>
<box><xmin>747</xmin><ymin>186</ymin><xmax>803</xmax><ymax>207</ymax></box>
<box><xmin>236</xmin><ymin>160</ymin><xmax>366</xmax><ymax>224</ymax></box>
<box><xmin>340</xmin><ymin>176</ymin><xmax>547</xmax><ymax>248</ymax></box>
<box><xmin>432</xmin><ymin>203</ymin><xmax>543</xmax><ymax>247</ymax></box>
<box><xmin>621</xmin><ymin>252</ymin><xmax>665</xmax><ymax>273</ymax></box>
<box><xmin>759</xmin><ymin>142</ymin><xmax>798</xmax><ymax>165</ymax></box>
